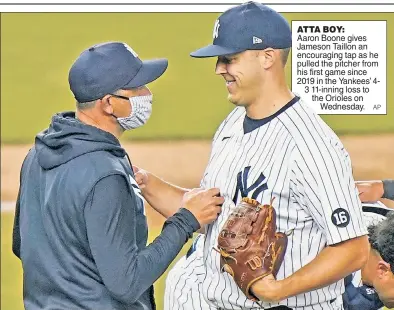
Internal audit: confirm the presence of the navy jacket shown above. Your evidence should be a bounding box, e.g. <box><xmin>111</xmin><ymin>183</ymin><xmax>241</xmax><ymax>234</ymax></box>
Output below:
<box><xmin>12</xmin><ymin>111</ymin><xmax>200</xmax><ymax>310</ymax></box>
<box><xmin>343</xmin><ymin>274</ymin><xmax>383</xmax><ymax>310</ymax></box>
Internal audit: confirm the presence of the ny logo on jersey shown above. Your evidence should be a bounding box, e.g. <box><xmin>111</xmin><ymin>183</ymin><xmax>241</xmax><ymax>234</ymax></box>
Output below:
<box><xmin>232</xmin><ymin>166</ymin><xmax>268</xmax><ymax>204</ymax></box>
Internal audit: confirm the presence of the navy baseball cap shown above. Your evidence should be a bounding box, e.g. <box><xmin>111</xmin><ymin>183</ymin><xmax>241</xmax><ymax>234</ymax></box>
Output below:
<box><xmin>190</xmin><ymin>1</ymin><xmax>292</xmax><ymax>58</ymax></box>
<box><xmin>69</xmin><ymin>42</ymin><xmax>168</xmax><ymax>103</ymax></box>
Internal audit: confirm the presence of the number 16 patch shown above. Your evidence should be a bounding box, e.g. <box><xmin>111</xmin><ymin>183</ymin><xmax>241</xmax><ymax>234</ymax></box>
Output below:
<box><xmin>331</xmin><ymin>208</ymin><xmax>351</xmax><ymax>227</ymax></box>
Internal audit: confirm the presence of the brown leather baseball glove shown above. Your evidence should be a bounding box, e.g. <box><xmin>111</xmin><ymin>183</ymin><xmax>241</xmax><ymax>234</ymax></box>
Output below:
<box><xmin>215</xmin><ymin>197</ymin><xmax>288</xmax><ymax>301</ymax></box>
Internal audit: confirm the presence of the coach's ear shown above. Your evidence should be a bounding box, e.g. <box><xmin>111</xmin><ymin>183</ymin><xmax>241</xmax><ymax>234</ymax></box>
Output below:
<box><xmin>100</xmin><ymin>94</ymin><xmax>115</xmax><ymax>115</ymax></box>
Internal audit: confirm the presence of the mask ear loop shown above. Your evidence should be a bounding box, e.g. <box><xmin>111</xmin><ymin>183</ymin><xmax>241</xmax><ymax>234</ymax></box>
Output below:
<box><xmin>108</xmin><ymin>94</ymin><xmax>136</xmax><ymax>119</ymax></box>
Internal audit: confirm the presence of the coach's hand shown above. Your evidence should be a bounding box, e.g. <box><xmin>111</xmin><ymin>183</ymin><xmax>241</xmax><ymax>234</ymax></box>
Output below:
<box><xmin>250</xmin><ymin>274</ymin><xmax>284</xmax><ymax>303</ymax></box>
<box><xmin>181</xmin><ymin>188</ymin><xmax>224</xmax><ymax>226</ymax></box>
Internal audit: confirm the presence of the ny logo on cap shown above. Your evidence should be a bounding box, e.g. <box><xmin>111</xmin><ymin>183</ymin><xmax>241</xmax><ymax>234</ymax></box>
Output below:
<box><xmin>123</xmin><ymin>43</ymin><xmax>138</xmax><ymax>58</ymax></box>
<box><xmin>213</xmin><ymin>19</ymin><xmax>220</xmax><ymax>39</ymax></box>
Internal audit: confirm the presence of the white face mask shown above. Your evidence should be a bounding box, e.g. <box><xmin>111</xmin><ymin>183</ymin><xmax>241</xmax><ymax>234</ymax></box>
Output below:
<box><xmin>116</xmin><ymin>95</ymin><xmax>153</xmax><ymax>130</ymax></box>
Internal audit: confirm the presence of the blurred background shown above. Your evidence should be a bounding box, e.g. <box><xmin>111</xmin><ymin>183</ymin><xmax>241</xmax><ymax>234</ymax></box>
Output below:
<box><xmin>1</xmin><ymin>12</ymin><xmax>394</xmax><ymax>310</ymax></box>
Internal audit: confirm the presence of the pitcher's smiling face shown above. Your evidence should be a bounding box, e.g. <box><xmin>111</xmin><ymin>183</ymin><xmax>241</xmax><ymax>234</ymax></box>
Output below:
<box><xmin>215</xmin><ymin>50</ymin><xmax>270</xmax><ymax>108</ymax></box>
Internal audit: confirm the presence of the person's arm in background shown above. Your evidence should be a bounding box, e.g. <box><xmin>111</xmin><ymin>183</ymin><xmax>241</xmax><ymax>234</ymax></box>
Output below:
<box><xmin>357</xmin><ymin>180</ymin><xmax>394</xmax><ymax>202</ymax></box>
<box><xmin>85</xmin><ymin>174</ymin><xmax>223</xmax><ymax>305</ymax></box>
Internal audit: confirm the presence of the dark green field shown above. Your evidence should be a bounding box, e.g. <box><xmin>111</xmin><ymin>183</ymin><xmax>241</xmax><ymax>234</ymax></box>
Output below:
<box><xmin>2</xmin><ymin>12</ymin><xmax>394</xmax><ymax>144</ymax></box>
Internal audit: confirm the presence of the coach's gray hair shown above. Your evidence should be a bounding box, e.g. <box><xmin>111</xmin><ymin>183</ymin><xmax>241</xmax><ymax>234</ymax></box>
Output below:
<box><xmin>279</xmin><ymin>48</ymin><xmax>291</xmax><ymax>66</ymax></box>
<box><xmin>75</xmin><ymin>90</ymin><xmax>124</xmax><ymax>110</ymax></box>
<box><xmin>76</xmin><ymin>100</ymin><xmax>97</xmax><ymax>110</ymax></box>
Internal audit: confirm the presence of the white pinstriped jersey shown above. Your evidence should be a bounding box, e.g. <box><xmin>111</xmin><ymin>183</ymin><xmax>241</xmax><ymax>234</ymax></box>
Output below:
<box><xmin>164</xmin><ymin>234</ymin><xmax>214</xmax><ymax>310</ymax></box>
<box><xmin>164</xmin><ymin>204</ymin><xmax>389</xmax><ymax>310</ymax></box>
<box><xmin>196</xmin><ymin>97</ymin><xmax>367</xmax><ymax>309</ymax></box>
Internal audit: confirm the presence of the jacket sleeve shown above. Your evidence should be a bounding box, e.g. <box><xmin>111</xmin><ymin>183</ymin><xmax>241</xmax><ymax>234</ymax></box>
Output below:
<box><xmin>382</xmin><ymin>179</ymin><xmax>394</xmax><ymax>200</ymax></box>
<box><xmin>12</xmin><ymin>189</ymin><xmax>21</xmax><ymax>258</ymax></box>
<box><xmin>343</xmin><ymin>274</ymin><xmax>384</xmax><ymax>310</ymax></box>
<box><xmin>84</xmin><ymin>174</ymin><xmax>200</xmax><ymax>305</ymax></box>
<box><xmin>12</xmin><ymin>155</ymin><xmax>28</xmax><ymax>259</ymax></box>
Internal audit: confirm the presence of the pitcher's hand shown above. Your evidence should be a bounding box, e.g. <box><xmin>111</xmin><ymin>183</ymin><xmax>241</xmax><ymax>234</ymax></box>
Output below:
<box><xmin>132</xmin><ymin>165</ymin><xmax>149</xmax><ymax>189</ymax></box>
